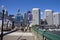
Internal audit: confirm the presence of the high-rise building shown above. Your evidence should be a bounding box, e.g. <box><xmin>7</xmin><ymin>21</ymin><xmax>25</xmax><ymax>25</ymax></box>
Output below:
<box><xmin>16</xmin><ymin>14</ymin><xmax>20</xmax><ymax>22</ymax></box>
<box><xmin>53</xmin><ymin>12</ymin><xmax>60</xmax><ymax>26</ymax></box>
<box><xmin>16</xmin><ymin>8</ymin><xmax>21</xmax><ymax>22</ymax></box>
<box><xmin>16</xmin><ymin>8</ymin><xmax>21</xmax><ymax>27</ymax></box>
<box><xmin>16</xmin><ymin>8</ymin><xmax>23</xmax><ymax>26</ymax></box>
<box><xmin>0</xmin><ymin>12</ymin><xmax>2</xmax><ymax>20</ymax></box>
<box><xmin>4</xmin><ymin>9</ymin><xmax>8</xmax><ymax>16</ymax></box>
<box><xmin>32</xmin><ymin>8</ymin><xmax>40</xmax><ymax>25</ymax></box>
<box><xmin>27</xmin><ymin>11</ymin><xmax>32</xmax><ymax>24</ymax></box>
<box><xmin>45</xmin><ymin>9</ymin><xmax>53</xmax><ymax>25</ymax></box>
<box><xmin>23</xmin><ymin>11</ymin><xmax>32</xmax><ymax>26</ymax></box>
<box><xmin>23</xmin><ymin>13</ymin><xmax>28</xmax><ymax>26</ymax></box>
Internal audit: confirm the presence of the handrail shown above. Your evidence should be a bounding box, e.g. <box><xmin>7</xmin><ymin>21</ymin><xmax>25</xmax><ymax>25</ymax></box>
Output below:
<box><xmin>32</xmin><ymin>27</ymin><xmax>60</xmax><ymax>40</ymax></box>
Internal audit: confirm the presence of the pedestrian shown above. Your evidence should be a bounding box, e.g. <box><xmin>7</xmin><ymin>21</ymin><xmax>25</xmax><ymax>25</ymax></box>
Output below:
<box><xmin>29</xmin><ymin>23</ymin><xmax>32</xmax><ymax>32</ymax></box>
<box><xmin>21</xmin><ymin>27</ymin><xmax>24</xmax><ymax>32</ymax></box>
<box><xmin>25</xmin><ymin>26</ymin><xmax>27</xmax><ymax>32</ymax></box>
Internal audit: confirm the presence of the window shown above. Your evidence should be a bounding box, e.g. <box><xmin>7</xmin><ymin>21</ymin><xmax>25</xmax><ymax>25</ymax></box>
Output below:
<box><xmin>46</xmin><ymin>16</ymin><xmax>48</xmax><ymax>17</ymax></box>
<box><xmin>54</xmin><ymin>15</ymin><xmax>55</xmax><ymax>17</ymax></box>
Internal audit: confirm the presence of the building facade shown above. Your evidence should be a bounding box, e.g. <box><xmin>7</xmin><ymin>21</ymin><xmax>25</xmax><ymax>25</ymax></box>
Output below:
<box><xmin>0</xmin><ymin>11</ymin><xmax>12</xmax><ymax>30</ymax></box>
<box><xmin>23</xmin><ymin>13</ymin><xmax>28</xmax><ymax>26</ymax></box>
<box><xmin>32</xmin><ymin>8</ymin><xmax>41</xmax><ymax>25</ymax></box>
<box><xmin>16</xmin><ymin>9</ymin><xmax>23</xmax><ymax>26</ymax></box>
<box><xmin>45</xmin><ymin>9</ymin><xmax>53</xmax><ymax>25</ymax></box>
<box><xmin>27</xmin><ymin>11</ymin><xmax>32</xmax><ymax>25</ymax></box>
<box><xmin>23</xmin><ymin>11</ymin><xmax>32</xmax><ymax>26</ymax></box>
<box><xmin>53</xmin><ymin>12</ymin><xmax>60</xmax><ymax>26</ymax></box>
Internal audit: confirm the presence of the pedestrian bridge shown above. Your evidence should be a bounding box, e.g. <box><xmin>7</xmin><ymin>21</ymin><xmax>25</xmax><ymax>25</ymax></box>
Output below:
<box><xmin>1</xmin><ymin>27</ymin><xmax>60</xmax><ymax>40</ymax></box>
<box><xmin>3</xmin><ymin>32</ymin><xmax>35</xmax><ymax>40</ymax></box>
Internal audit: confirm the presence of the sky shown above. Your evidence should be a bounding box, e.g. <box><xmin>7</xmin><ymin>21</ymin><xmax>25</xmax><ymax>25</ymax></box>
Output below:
<box><xmin>0</xmin><ymin>0</ymin><xmax>60</xmax><ymax>19</ymax></box>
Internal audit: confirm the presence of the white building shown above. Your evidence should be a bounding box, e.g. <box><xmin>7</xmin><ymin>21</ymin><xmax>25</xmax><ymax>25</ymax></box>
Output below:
<box><xmin>53</xmin><ymin>12</ymin><xmax>60</xmax><ymax>26</ymax></box>
<box><xmin>0</xmin><ymin>19</ymin><xmax>12</xmax><ymax>30</ymax></box>
<box><xmin>0</xmin><ymin>12</ymin><xmax>12</xmax><ymax>30</ymax></box>
<box><xmin>32</xmin><ymin>8</ymin><xmax>41</xmax><ymax>25</ymax></box>
<box><xmin>45</xmin><ymin>9</ymin><xmax>53</xmax><ymax>25</ymax></box>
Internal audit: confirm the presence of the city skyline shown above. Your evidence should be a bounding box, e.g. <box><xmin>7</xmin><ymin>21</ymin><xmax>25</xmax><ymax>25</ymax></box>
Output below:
<box><xmin>0</xmin><ymin>0</ymin><xmax>60</xmax><ymax>19</ymax></box>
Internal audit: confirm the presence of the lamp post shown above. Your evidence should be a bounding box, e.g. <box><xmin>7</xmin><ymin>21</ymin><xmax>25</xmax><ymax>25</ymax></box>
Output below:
<box><xmin>1</xmin><ymin>5</ymin><xmax>6</xmax><ymax>40</ymax></box>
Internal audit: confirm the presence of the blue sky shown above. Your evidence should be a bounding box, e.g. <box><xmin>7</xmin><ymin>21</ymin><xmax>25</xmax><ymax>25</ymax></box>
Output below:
<box><xmin>0</xmin><ymin>0</ymin><xmax>60</xmax><ymax>18</ymax></box>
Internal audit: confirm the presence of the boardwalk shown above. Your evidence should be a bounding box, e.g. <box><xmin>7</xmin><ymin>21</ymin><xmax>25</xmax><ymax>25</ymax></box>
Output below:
<box><xmin>3</xmin><ymin>32</ymin><xmax>35</xmax><ymax>40</ymax></box>
<box><xmin>0</xmin><ymin>27</ymin><xmax>36</xmax><ymax>40</ymax></box>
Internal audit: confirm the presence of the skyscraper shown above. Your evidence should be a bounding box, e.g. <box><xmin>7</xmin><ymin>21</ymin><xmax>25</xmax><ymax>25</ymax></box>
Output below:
<box><xmin>32</xmin><ymin>8</ymin><xmax>40</xmax><ymax>25</ymax></box>
<box><xmin>16</xmin><ymin>8</ymin><xmax>20</xmax><ymax>22</ymax></box>
<box><xmin>4</xmin><ymin>9</ymin><xmax>8</xmax><ymax>16</ymax></box>
<box><xmin>45</xmin><ymin>9</ymin><xmax>53</xmax><ymax>25</ymax></box>
<box><xmin>27</xmin><ymin>11</ymin><xmax>32</xmax><ymax>24</ymax></box>
<box><xmin>23</xmin><ymin>13</ymin><xmax>28</xmax><ymax>26</ymax></box>
<box><xmin>23</xmin><ymin>11</ymin><xmax>32</xmax><ymax>26</ymax></box>
<box><xmin>53</xmin><ymin>12</ymin><xmax>60</xmax><ymax>26</ymax></box>
<box><xmin>16</xmin><ymin>8</ymin><xmax>23</xmax><ymax>26</ymax></box>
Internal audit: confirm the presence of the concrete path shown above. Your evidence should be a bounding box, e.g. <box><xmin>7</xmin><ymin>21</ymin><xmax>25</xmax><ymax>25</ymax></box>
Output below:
<box><xmin>3</xmin><ymin>32</ymin><xmax>35</xmax><ymax>40</ymax></box>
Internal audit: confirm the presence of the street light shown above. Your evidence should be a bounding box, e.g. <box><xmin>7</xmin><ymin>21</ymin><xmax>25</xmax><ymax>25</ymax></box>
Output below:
<box><xmin>12</xmin><ymin>16</ymin><xmax>15</xmax><ymax>29</ymax></box>
<box><xmin>1</xmin><ymin>5</ymin><xmax>6</xmax><ymax>40</ymax></box>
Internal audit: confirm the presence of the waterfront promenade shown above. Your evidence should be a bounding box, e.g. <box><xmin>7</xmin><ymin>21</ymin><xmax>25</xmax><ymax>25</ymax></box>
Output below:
<box><xmin>0</xmin><ymin>26</ymin><xmax>60</xmax><ymax>40</ymax></box>
<box><xmin>0</xmin><ymin>27</ymin><xmax>36</xmax><ymax>40</ymax></box>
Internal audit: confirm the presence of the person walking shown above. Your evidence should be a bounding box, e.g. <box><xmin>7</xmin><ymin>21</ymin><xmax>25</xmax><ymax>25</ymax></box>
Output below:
<box><xmin>29</xmin><ymin>23</ymin><xmax>32</xmax><ymax>32</ymax></box>
<box><xmin>25</xmin><ymin>26</ymin><xmax>27</xmax><ymax>32</ymax></box>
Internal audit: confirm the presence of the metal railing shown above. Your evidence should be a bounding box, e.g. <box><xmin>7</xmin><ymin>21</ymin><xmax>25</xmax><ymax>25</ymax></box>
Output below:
<box><xmin>32</xmin><ymin>27</ymin><xmax>60</xmax><ymax>40</ymax></box>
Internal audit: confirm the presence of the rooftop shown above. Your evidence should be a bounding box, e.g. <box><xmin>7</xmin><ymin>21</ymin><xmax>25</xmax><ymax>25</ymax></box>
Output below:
<box><xmin>53</xmin><ymin>12</ymin><xmax>60</xmax><ymax>15</ymax></box>
<box><xmin>32</xmin><ymin>8</ymin><xmax>40</xmax><ymax>10</ymax></box>
<box><xmin>45</xmin><ymin>9</ymin><xmax>53</xmax><ymax>11</ymax></box>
